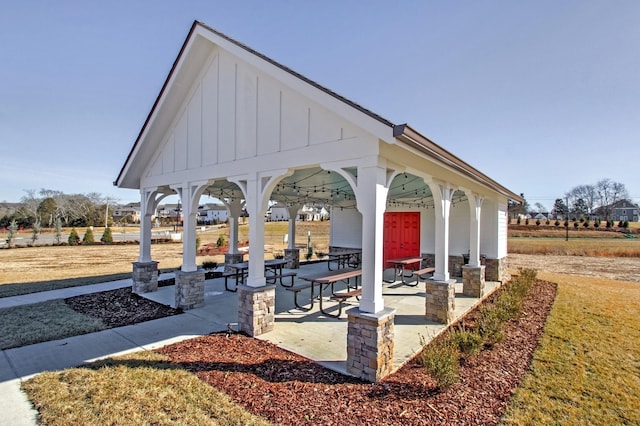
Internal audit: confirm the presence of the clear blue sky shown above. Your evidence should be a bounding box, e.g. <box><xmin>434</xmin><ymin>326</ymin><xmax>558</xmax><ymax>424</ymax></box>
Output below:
<box><xmin>1</xmin><ymin>1</ymin><xmax>639</xmax><ymax>210</ymax></box>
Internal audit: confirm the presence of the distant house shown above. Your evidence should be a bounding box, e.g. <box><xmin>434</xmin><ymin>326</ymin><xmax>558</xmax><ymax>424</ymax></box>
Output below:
<box><xmin>612</xmin><ymin>200</ymin><xmax>639</xmax><ymax>222</ymax></box>
<box><xmin>593</xmin><ymin>199</ymin><xmax>639</xmax><ymax>222</ymax></box>
<box><xmin>198</xmin><ymin>203</ymin><xmax>228</xmax><ymax>224</ymax></box>
<box><xmin>532</xmin><ymin>212</ymin><xmax>549</xmax><ymax>221</ymax></box>
<box><xmin>268</xmin><ymin>203</ymin><xmax>329</xmax><ymax>221</ymax></box>
<box><xmin>157</xmin><ymin>204</ymin><xmax>184</xmax><ymax>222</ymax></box>
<box><xmin>112</xmin><ymin>202</ymin><xmax>141</xmax><ymax>223</ymax></box>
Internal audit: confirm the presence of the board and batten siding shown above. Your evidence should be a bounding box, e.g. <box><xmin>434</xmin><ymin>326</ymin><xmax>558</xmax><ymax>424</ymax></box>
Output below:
<box><xmin>144</xmin><ymin>48</ymin><xmax>366</xmax><ymax>180</ymax></box>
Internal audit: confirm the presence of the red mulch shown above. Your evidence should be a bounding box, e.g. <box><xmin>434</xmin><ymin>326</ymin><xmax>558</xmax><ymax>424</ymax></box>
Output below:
<box><xmin>157</xmin><ymin>280</ymin><xmax>557</xmax><ymax>425</ymax></box>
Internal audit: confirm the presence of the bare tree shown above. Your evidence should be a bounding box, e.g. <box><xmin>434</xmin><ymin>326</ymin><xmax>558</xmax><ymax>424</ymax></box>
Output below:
<box><xmin>534</xmin><ymin>202</ymin><xmax>546</xmax><ymax>213</ymax></box>
<box><xmin>596</xmin><ymin>179</ymin><xmax>629</xmax><ymax>219</ymax></box>
<box><xmin>18</xmin><ymin>189</ymin><xmax>41</xmax><ymax>224</ymax></box>
<box><xmin>566</xmin><ymin>184</ymin><xmax>597</xmax><ymax>214</ymax></box>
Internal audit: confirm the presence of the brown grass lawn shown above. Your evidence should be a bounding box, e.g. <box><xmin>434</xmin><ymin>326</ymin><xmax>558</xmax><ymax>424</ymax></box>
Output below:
<box><xmin>0</xmin><ymin>221</ymin><xmax>331</xmax><ymax>288</ymax></box>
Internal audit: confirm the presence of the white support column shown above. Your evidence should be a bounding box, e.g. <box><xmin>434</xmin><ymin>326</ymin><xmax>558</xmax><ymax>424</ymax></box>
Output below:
<box><xmin>430</xmin><ymin>182</ymin><xmax>454</xmax><ymax>282</ymax></box>
<box><xmin>286</xmin><ymin>205</ymin><xmax>300</xmax><ymax>250</ymax></box>
<box><xmin>230</xmin><ymin>170</ymin><xmax>291</xmax><ymax>288</ymax></box>
<box><xmin>172</xmin><ymin>181</ymin><xmax>209</xmax><ymax>273</ymax></box>
<box><xmin>244</xmin><ymin>174</ymin><xmax>266</xmax><ymax>287</ymax></box>
<box><xmin>139</xmin><ymin>188</ymin><xmax>154</xmax><ymax>263</ymax></box>
<box><xmin>225</xmin><ymin>198</ymin><xmax>243</xmax><ymax>254</ymax></box>
<box><xmin>468</xmin><ymin>194</ymin><xmax>484</xmax><ymax>267</ymax></box>
<box><xmin>355</xmin><ymin>165</ymin><xmax>389</xmax><ymax>314</ymax></box>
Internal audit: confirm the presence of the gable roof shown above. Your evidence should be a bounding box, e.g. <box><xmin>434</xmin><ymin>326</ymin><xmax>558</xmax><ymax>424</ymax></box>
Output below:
<box><xmin>115</xmin><ymin>20</ymin><xmax>522</xmax><ymax>204</ymax></box>
<box><xmin>115</xmin><ymin>21</ymin><xmax>394</xmax><ymax>189</ymax></box>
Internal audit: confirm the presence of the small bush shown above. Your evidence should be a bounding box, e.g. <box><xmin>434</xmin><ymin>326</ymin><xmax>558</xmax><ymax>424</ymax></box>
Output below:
<box><xmin>68</xmin><ymin>228</ymin><xmax>80</xmax><ymax>246</ymax></box>
<box><xmin>83</xmin><ymin>228</ymin><xmax>95</xmax><ymax>244</ymax></box>
<box><xmin>450</xmin><ymin>325</ymin><xmax>483</xmax><ymax>356</ymax></box>
<box><xmin>100</xmin><ymin>227</ymin><xmax>113</xmax><ymax>243</ymax></box>
<box><xmin>216</xmin><ymin>235</ymin><xmax>225</xmax><ymax>247</ymax></box>
<box><xmin>545</xmin><ymin>219</ymin><xmax>550</xmax><ymax>225</ymax></box>
<box><xmin>419</xmin><ymin>335</ymin><xmax>459</xmax><ymax>389</ymax></box>
<box><xmin>202</xmin><ymin>261</ymin><xmax>217</xmax><ymax>269</ymax></box>
<box><xmin>573</xmin><ymin>222</ymin><xmax>579</xmax><ymax>229</ymax></box>
<box><xmin>477</xmin><ymin>306</ymin><xmax>504</xmax><ymax>345</ymax></box>
<box><xmin>583</xmin><ymin>220</ymin><xmax>590</xmax><ymax>228</ymax></box>
<box><xmin>525</xmin><ymin>218</ymin><xmax>529</xmax><ymax>225</ymax></box>
<box><xmin>555</xmin><ymin>220</ymin><xmax>560</xmax><ymax>227</ymax></box>
<box><xmin>535</xmin><ymin>219</ymin><xmax>541</xmax><ymax>226</ymax></box>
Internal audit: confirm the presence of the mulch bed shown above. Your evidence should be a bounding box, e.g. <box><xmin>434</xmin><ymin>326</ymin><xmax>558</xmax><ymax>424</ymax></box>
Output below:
<box><xmin>157</xmin><ymin>280</ymin><xmax>557</xmax><ymax>425</ymax></box>
<box><xmin>64</xmin><ymin>287</ymin><xmax>182</xmax><ymax>328</ymax></box>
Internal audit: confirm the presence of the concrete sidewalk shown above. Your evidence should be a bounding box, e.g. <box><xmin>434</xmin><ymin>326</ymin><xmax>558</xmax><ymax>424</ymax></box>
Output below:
<box><xmin>0</xmin><ymin>275</ymin><xmax>236</xmax><ymax>425</ymax></box>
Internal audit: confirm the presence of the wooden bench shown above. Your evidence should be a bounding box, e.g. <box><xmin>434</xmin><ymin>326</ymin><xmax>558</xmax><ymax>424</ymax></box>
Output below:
<box><xmin>329</xmin><ymin>288</ymin><xmax>362</xmax><ymax>316</ymax></box>
<box><xmin>412</xmin><ymin>267</ymin><xmax>435</xmax><ymax>286</ymax></box>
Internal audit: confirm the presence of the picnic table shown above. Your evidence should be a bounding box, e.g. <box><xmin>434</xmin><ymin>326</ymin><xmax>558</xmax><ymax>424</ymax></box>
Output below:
<box><xmin>384</xmin><ymin>256</ymin><xmax>430</xmax><ymax>286</ymax></box>
<box><xmin>224</xmin><ymin>259</ymin><xmax>295</xmax><ymax>291</ymax></box>
<box><xmin>327</xmin><ymin>249</ymin><xmax>362</xmax><ymax>270</ymax></box>
<box><xmin>286</xmin><ymin>268</ymin><xmax>362</xmax><ymax>318</ymax></box>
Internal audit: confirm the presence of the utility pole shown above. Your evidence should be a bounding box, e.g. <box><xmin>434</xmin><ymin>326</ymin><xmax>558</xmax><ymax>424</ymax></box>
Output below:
<box><xmin>565</xmin><ymin>196</ymin><xmax>569</xmax><ymax>241</ymax></box>
<box><xmin>105</xmin><ymin>198</ymin><xmax>109</xmax><ymax>228</ymax></box>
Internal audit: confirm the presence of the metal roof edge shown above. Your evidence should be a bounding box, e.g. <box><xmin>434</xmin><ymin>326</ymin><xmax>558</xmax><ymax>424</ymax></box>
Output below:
<box><xmin>394</xmin><ymin>124</ymin><xmax>524</xmax><ymax>203</ymax></box>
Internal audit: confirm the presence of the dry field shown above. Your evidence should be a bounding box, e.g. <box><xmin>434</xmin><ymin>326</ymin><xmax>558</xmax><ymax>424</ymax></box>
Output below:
<box><xmin>508</xmin><ymin>253</ymin><xmax>640</xmax><ymax>282</ymax></box>
<box><xmin>0</xmin><ymin>221</ymin><xmax>331</xmax><ymax>287</ymax></box>
<box><xmin>2</xmin><ymin>221</ymin><xmax>638</xmax><ymax>287</ymax></box>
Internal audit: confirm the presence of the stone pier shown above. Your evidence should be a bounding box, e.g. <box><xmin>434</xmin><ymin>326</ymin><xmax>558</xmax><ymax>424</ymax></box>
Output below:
<box><xmin>132</xmin><ymin>261</ymin><xmax>158</xmax><ymax>294</ymax></box>
<box><xmin>238</xmin><ymin>285</ymin><xmax>276</xmax><ymax>336</ymax></box>
<box><xmin>224</xmin><ymin>253</ymin><xmax>245</xmax><ymax>272</ymax></box>
<box><xmin>284</xmin><ymin>248</ymin><xmax>300</xmax><ymax>269</ymax></box>
<box><xmin>462</xmin><ymin>265</ymin><xmax>486</xmax><ymax>298</ymax></box>
<box><xmin>346</xmin><ymin>307</ymin><xmax>396</xmax><ymax>382</ymax></box>
<box><xmin>174</xmin><ymin>270</ymin><xmax>205</xmax><ymax>310</ymax></box>
<box><xmin>485</xmin><ymin>256</ymin><xmax>510</xmax><ymax>282</ymax></box>
<box><xmin>425</xmin><ymin>281</ymin><xmax>455</xmax><ymax>324</ymax></box>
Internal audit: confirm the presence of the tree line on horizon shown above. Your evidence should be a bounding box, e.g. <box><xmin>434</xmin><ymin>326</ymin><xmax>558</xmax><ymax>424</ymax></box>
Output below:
<box><xmin>0</xmin><ymin>189</ymin><xmax>115</xmax><ymax>230</ymax></box>
<box><xmin>511</xmin><ymin>178</ymin><xmax>632</xmax><ymax>221</ymax></box>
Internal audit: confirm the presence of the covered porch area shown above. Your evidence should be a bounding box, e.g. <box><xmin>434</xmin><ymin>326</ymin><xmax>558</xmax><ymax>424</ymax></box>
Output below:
<box><xmin>141</xmin><ymin>261</ymin><xmax>501</xmax><ymax>377</ymax></box>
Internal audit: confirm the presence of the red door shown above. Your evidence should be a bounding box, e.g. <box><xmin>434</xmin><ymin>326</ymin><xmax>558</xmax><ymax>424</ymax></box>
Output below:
<box><xmin>383</xmin><ymin>212</ymin><xmax>420</xmax><ymax>267</ymax></box>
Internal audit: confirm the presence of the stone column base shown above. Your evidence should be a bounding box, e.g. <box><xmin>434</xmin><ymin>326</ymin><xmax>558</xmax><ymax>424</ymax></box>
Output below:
<box><xmin>224</xmin><ymin>253</ymin><xmax>245</xmax><ymax>273</ymax></box>
<box><xmin>425</xmin><ymin>281</ymin><xmax>455</xmax><ymax>324</ymax></box>
<box><xmin>284</xmin><ymin>248</ymin><xmax>300</xmax><ymax>269</ymax></box>
<box><xmin>485</xmin><ymin>256</ymin><xmax>510</xmax><ymax>282</ymax></box>
<box><xmin>346</xmin><ymin>307</ymin><xmax>396</xmax><ymax>382</ymax></box>
<box><xmin>238</xmin><ymin>285</ymin><xmax>276</xmax><ymax>336</ymax></box>
<box><xmin>462</xmin><ymin>265</ymin><xmax>486</xmax><ymax>298</ymax></box>
<box><xmin>132</xmin><ymin>261</ymin><xmax>158</xmax><ymax>294</ymax></box>
<box><xmin>175</xmin><ymin>270</ymin><xmax>205</xmax><ymax>310</ymax></box>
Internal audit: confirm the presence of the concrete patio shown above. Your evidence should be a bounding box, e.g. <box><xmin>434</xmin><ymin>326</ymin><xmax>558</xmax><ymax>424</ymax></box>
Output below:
<box><xmin>141</xmin><ymin>261</ymin><xmax>500</xmax><ymax>376</ymax></box>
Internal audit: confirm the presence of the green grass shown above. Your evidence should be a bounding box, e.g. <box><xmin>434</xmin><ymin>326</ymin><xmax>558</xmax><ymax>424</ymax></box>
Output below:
<box><xmin>22</xmin><ymin>351</ymin><xmax>272</xmax><ymax>426</ymax></box>
<box><xmin>0</xmin><ymin>300</ymin><xmax>106</xmax><ymax>349</ymax></box>
<box><xmin>501</xmin><ymin>273</ymin><xmax>640</xmax><ymax>425</ymax></box>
